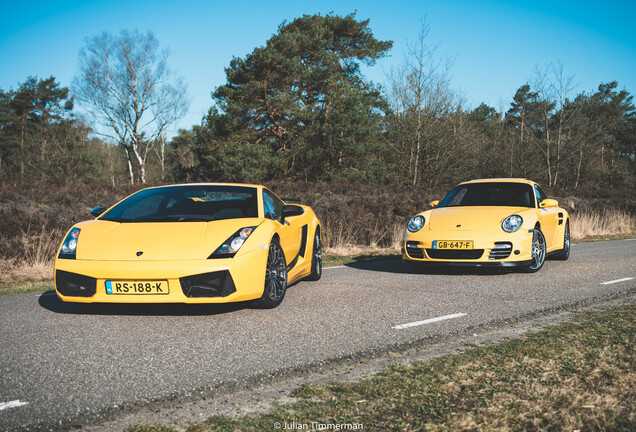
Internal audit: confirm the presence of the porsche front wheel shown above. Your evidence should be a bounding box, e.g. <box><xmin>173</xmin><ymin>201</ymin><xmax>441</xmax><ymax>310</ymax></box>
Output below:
<box><xmin>305</xmin><ymin>230</ymin><xmax>322</xmax><ymax>281</ymax></box>
<box><xmin>255</xmin><ymin>239</ymin><xmax>288</xmax><ymax>308</ymax></box>
<box><xmin>523</xmin><ymin>228</ymin><xmax>546</xmax><ymax>273</ymax></box>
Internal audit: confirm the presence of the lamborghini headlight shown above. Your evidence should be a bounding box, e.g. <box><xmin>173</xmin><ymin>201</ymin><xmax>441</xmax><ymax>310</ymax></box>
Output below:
<box><xmin>502</xmin><ymin>215</ymin><xmax>523</xmax><ymax>233</ymax></box>
<box><xmin>59</xmin><ymin>227</ymin><xmax>81</xmax><ymax>259</ymax></box>
<box><xmin>210</xmin><ymin>227</ymin><xmax>256</xmax><ymax>258</ymax></box>
<box><xmin>407</xmin><ymin>215</ymin><xmax>425</xmax><ymax>233</ymax></box>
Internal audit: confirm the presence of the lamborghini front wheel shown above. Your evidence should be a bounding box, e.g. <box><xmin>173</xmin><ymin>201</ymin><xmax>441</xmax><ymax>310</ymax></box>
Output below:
<box><xmin>255</xmin><ymin>239</ymin><xmax>288</xmax><ymax>308</ymax></box>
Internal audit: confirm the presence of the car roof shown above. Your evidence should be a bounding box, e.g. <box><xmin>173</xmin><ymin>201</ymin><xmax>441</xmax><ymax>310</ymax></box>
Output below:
<box><xmin>141</xmin><ymin>182</ymin><xmax>265</xmax><ymax>190</ymax></box>
<box><xmin>458</xmin><ymin>178</ymin><xmax>536</xmax><ymax>186</ymax></box>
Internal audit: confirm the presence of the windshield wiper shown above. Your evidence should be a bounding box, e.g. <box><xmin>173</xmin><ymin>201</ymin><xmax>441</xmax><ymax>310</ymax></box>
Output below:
<box><xmin>168</xmin><ymin>215</ymin><xmax>217</xmax><ymax>222</ymax></box>
<box><xmin>133</xmin><ymin>215</ymin><xmax>217</xmax><ymax>222</ymax></box>
<box><xmin>132</xmin><ymin>216</ymin><xmax>174</xmax><ymax>222</ymax></box>
<box><xmin>103</xmin><ymin>215</ymin><xmax>217</xmax><ymax>223</ymax></box>
<box><xmin>101</xmin><ymin>217</ymin><xmax>133</xmax><ymax>222</ymax></box>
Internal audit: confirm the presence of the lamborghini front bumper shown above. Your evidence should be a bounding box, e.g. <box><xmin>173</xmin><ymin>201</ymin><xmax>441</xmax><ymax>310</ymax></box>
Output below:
<box><xmin>54</xmin><ymin>246</ymin><xmax>269</xmax><ymax>304</ymax></box>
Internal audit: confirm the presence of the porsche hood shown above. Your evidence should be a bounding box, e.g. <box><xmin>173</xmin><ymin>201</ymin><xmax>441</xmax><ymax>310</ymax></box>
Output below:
<box><xmin>427</xmin><ymin>207</ymin><xmax>531</xmax><ymax>231</ymax></box>
<box><xmin>73</xmin><ymin>218</ymin><xmax>263</xmax><ymax>261</ymax></box>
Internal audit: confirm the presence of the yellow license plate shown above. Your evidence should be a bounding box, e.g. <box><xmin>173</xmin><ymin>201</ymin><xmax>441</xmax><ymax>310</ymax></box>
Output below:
<box><xmin>105</xmin><ymin>280</ymin><xmax>169</xmax><ymax>295</ymax></box>
<box><xmin>433</xmin><ymin>241</ymin><xmax>474</xmax><ymax>250</ymax></box>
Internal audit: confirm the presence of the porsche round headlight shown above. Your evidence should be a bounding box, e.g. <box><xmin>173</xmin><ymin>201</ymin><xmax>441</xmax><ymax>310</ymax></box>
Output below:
<box><xmin>407</xmin><ymin>215</ymin><xmax>425</xmax><ymax>233</ymax></box>
<box><xmin>502</xmin><ymin>215</ymin><xmax>523</xmax><ymax>233</ymax></box>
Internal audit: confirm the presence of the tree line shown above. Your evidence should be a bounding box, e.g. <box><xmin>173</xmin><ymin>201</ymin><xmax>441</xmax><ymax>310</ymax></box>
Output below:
<box><xmin>1</xmin><ymin>13</ymin><xmax>634</xmax><ymax>193</ymax></box>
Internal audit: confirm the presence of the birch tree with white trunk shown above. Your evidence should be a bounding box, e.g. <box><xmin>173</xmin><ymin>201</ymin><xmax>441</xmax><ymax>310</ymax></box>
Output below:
<box><xmin>73</xmin><ymin>30</ymin><xmax>188</xmax><ymax>184</ymax></box>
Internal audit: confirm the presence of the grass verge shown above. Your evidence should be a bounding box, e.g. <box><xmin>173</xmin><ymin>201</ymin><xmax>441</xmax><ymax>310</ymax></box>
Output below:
<box><xmin>571</xmin><ymin>233</ymin><xmax>636</xmax><ymax>243</ymax></box>
<box><xmin>0</xmin><ymin>278</ymin><xmax>53</xmax><ymax>295</ymax></box>
<box><xmin>323</xmin><ymin>249</ymin><xmax>401</xmax><ymax>267</ymax></box>
<box><xmin>130</xmin><ymin>304</ymin><xmax>635</xmax><ymax>431</ymax></box>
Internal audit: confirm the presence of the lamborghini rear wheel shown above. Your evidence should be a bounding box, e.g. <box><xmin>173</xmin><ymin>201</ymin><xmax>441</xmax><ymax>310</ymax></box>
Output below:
<box><xmin>255</xmin><ymin>239</ymin><xmax>287</xmax><ymax>308</ymax></box>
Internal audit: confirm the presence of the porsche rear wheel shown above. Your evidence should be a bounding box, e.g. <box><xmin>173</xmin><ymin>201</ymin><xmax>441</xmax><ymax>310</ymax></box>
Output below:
<box><xmin>523</xmin><ymin>228</ymin><xmax>546</xmax><ymax>273</ymax></box>
<box><xmin>255</xmin><ymin>239</ymin><xmax>287</xmax><ymax>308</ymax></box>
<box><xmin>305</xmin><ymin>230</ymin><xmax>322</xmax><ymax>281</ymax></box>
<box><xmin>554</xmin><ymin>221</ymin><xmax>571</xmax><ymax>260</ymax></box>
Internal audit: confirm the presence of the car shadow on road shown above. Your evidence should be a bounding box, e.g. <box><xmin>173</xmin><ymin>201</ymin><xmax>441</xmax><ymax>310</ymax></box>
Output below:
<box><xmin>345</xmin><ymin>259</ymin><xmax>514</xmax><ymax>276</ymax></box>
<box><xmin>38</xmin><ymin>290</ymin><xmax>255</xmax><ymax>316</ymax></box>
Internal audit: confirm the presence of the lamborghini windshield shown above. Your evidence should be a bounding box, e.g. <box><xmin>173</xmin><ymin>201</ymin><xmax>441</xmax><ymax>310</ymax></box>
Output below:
<box><xmin>438</xmin><ymin>182</ymin><xmax>535</xmax><ymax>208</ymax></box>
<box><xmin>101</xmin><ymin>185</ymin><xmax>259</xmax><ymax>222</ymax></box>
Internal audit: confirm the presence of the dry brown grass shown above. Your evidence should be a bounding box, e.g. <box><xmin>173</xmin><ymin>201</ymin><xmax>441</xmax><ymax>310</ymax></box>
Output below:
<box><xmin>0</xmin><ymin>227</ymin><xmax>61</xmax><ymax>283</ymax></box>
<box><xmin>570</xmin><ymin>209</ymin><xmax>636</xmax><ymax>240</ymax></box>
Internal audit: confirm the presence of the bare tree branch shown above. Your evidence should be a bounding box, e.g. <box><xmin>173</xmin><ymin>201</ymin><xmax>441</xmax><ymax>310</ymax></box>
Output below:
<box><xmin>73</xmin><ymin>30</ymin><xmax>189</xmax><ymax>184</ymax></box>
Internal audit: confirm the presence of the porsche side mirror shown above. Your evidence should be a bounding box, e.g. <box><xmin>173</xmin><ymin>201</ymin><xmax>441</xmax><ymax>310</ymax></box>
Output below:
<box><xmin>430</xmin><ymin>200</ymin><xmax>440</xmax><ymax>209</ymax></box>
<box><xmin>539</xmin><ymin>199</ymin><xmax>559</xmax><ymax>208</ymax></box>
<box><xmin>90</xmin><ymin>206</ymin><xmax>107</xmax><ymax>217</ymax></box>
<box><xmin>281</xmin><ymin>204</ymin><xmax>304</xmax><ymax>222</ymax></box>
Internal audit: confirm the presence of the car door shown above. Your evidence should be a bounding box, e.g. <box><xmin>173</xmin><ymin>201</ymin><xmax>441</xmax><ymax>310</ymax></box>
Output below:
<box><xmin>262</xmin><ymin>189</ymin><xmax>302</xmax><ymax>266</ymax></box>
<box><xmin>534</xmin><ymin>184</ymin><xmax>559</xmax><ymax>249</ymax></box>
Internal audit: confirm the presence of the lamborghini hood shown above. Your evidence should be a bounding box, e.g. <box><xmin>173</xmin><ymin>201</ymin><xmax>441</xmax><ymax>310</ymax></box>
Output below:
<box><xmin>428</xmin><ymin>207</ymin><xmax>530</xmax><ymax>231</ymax></box>
<box><xmin>74</xmin><ymin>218</ymin><xmax>263</xmax><ymax>261</ymax></box>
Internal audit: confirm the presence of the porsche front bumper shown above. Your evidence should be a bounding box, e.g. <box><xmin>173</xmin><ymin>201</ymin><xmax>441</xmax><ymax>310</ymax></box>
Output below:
<box><xmin>402</xmin><ymin>227</ymin><xmax>535</xmax><ymax>267</ymax></box>
<box><xmin>54</xmin><ymin>246</ymin><xmax>269</xmax><ymax>304</ymax></box>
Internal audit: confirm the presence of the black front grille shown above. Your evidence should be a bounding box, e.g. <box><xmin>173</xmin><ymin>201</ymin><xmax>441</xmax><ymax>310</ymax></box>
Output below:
<box><xmin>55</xmin><ymin>270</ymin><xmax>97</xmax><ymax>297</ymax></box>
<box><xmin>425</xmin><ymin>249</ymin><xmax>484</xmax><ymax>260</ymax></box>
<box><xmin>406</xmin><ymin>241</ymin><xmax>424</xmax><ymax>258</ymax></box>
<box><xmin>489</xmin><ymin>242</ymin><xmax>512</xmax><ymax>260</ymax></box>
<box><xmin>180</xmin><ymin>270</ymin><xmax>237</xmax><ymax>298</ymax></box>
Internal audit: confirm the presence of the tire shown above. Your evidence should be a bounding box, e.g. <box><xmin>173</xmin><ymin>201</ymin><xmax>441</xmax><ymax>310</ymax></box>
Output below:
<box><xmin>554</xmin><ymin>221</ymin><xmax>571</xmax><ymax>260</ymax></box>
<box><xmin>523</xmin><ymin>228</ymin><xmax>546</xmax><ymax>273</ymax></box>
<box><xmin>254</xmin><ymin>239</ymin><xmax>287</xmax><ymax>308</ymax></box>
<box><xmin>305</xmin><ymin>230</ymin><xmax>322</xmax><ymax>281</ymax></box>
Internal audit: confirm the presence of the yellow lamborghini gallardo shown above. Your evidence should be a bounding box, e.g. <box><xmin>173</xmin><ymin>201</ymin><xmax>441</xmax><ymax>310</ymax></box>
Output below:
<box><xmin>403</xmin><ymin>178</ymin><xmax>570</xmax><ymax>272</ymax></box>
<box><xmin>54</xmin><ymin>183</ymin><xmax>321</xmax><ymax>308</ymax></box>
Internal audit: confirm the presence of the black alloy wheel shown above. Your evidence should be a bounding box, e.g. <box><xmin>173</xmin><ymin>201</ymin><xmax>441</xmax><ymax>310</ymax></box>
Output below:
<box><xmin>554</xmin><ymin>221</ymin><xmax>571</xmax><ymax>260</ymax></box>
<box><xmin>255</xmin><ymin>239</ymin><xmax>288</xmax><ymax>308</ymax></box>
<box><xmin>306</xmin><ymin>230</ymin><xmax>322</xmax><ymax>281</ymax></box>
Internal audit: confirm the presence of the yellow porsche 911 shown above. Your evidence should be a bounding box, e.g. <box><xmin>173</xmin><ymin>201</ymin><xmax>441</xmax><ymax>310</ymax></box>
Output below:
<box><xmin>403</xmin><ymin>178</ymin><xmax>570</xmax><ymax>272</ymax></box>
<box><xmin>54</xmin><ymin>183</ymin><xmax>322</xmax><ymax>308</ymax></box>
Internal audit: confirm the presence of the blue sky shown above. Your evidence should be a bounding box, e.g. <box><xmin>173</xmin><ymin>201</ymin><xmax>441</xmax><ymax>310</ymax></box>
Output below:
<box><xmin>1</xmin><ymin>0</ymin><xmax>634</xmax><ymax>134</ymax></box>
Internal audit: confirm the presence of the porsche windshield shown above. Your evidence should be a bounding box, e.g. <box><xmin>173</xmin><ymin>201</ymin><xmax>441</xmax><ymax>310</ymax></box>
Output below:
<box><xmin>438</xmin><ymin>182</ymin><xmax>535</xmax><ymax>208</ymax></box>
<box><xmin>101</xmin><ymin>186</ymin><xmax>259</xmax><ymax>222</ymax></box>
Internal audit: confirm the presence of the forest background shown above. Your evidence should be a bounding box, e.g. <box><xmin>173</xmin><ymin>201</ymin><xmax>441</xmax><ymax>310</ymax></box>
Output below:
<box><xmin>0</xmin><ymin>13</ymin><xmax>634</xmax><ymax>276</ymax></box>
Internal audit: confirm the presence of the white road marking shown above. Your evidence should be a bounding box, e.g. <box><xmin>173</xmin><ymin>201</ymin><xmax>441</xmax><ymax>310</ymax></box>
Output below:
<box><xmin>625</xmin><ymin>238</ymin><xmax>636</xmax><ymax>241</ymax></box>
<box><xmin>324</xmin><ymin>265</ymin><xmax>348</xmax><ymax>270</ymax></box>
<box><xmin>393</xmin><ymin>312</ymin><xmax>467</xmax><ymax>330</ymax></box>
<box><xmin>599</xmin><ymin>277</ymin><xmax>634</xmax><ymax>285</ymax></box>
<box><xmin>0</xmin><ymin>400</ymin><xmax>28</xmax><ymax>411</ymax></box>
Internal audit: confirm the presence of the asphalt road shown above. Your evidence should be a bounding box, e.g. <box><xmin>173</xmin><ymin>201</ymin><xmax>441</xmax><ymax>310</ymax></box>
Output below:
<box><xmin>1</xmin><ymin>239</ymin><xmax>635</xmax><ymax>431</ymax></box>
